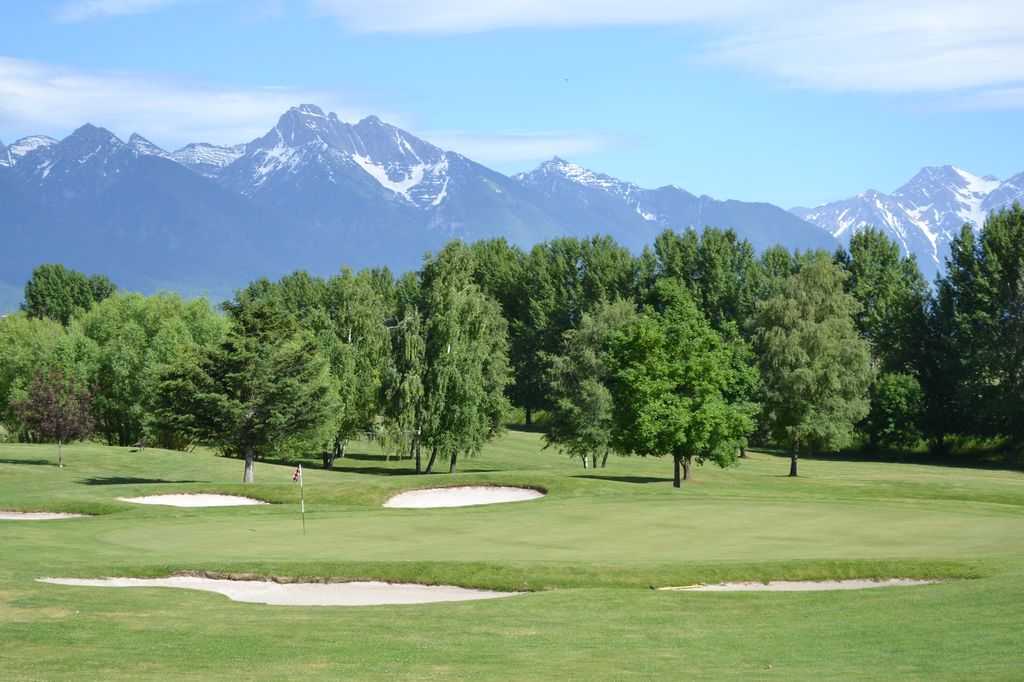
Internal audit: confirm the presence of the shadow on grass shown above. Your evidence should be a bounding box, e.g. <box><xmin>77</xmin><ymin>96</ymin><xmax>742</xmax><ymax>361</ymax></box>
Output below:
<box><xmin>333</xmin><ymin>465</ymin><xmax>501</xmax><ymax>476</ymax></box>
<box><xmin>0</xmin><ymin>457</ymin><xmax>56</xmax><ymax>466</ymax></box>
<box><xmin>333</xmin><ymin>452</ymin><xmax>397</xmax><ymax>462</ymax></box>
<box><xmin>80</xmin><ymin>477</ymin><xmax>202</xmax><ymax>486</ymax></box>
<box><xmin>752</xmin><ymin>445</ymin><xmax>1022</xmax><ymax>473</ymax></box>
<box><xmin>332</xmin><ymin>466</ymin><xmax>420</xmax><ymax>477</ymax></box>
<box><xmin>574</xmin><ymin>474</ymin><xmax>671</xmax><ymax>484</ymax></box>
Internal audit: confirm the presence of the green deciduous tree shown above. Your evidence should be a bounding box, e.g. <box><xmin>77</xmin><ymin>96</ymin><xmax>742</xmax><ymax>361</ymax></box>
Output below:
<box><xmin>509</xmin><ymin>236</ymin><xmax>637</xmax><ymax>424</ymax></box>
<box><xmin>608</xmin><ymin>280</ymin><xmax>758</xmax><ymax>487</ymax></box>
<box><xmin>544</xmin><ymin>299</ymin><xmax>637</xmax><ymax>469</ymax></box>
<box><xmin>861</xmin><ymin>372</ymin><xmax>924</xmax><ymax>450</ymax></box>
<box><xmin>22</xmin><ymin>264</ymin><xmax>116</xmax><ymax>325</ymax></box>
<box><xmin>752</xmin><ymin>254</ymin><xmax>874</xmax><ymax>475</ymax></box>
<box><xmin>0</xmin><ymin>313</ymin><xmax>95</xmax><ymax>437</ymax></box>
<box><xmin>73</xmin><ymin>293</ymin><xmax>226</xmax><ymax>448</ymax></box>
<box><xmin>418</xmin><ymin>242</ymin><xmax>511</xmax><ymax>474</ymax></box>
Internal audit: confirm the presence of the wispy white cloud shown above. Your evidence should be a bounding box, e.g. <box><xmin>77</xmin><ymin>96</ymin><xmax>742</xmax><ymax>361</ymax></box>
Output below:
<box><xmin>55</xmin><ymin>0</ymin><xmax>192</xmax><ymax>22</ymax></box>
<box><xmin>0</xmin><ymin>56</ymin><xmax>607</xmax><ymax>161</ymax></box>
<box><xmin>703</xmin><ymin>1</ymin><xmax>1024</xmax><ymax>94</ymax></box>
<box><xmin>0</xmin><ymin>56</ymin><xmax>382</xmax><ymax>149</ymax></box>
<box><xmin>310</xmin><ymin>0</ymin><xmax>1024</xmax><ymax>103</ymax></box>
<box><xmin>422</xmin><ymin>129</ymin><xmax>619</xmax><ymax>165</ymax></box>
<box><xmin>309</xmin><ymin>0</ymin><xmax>794</xmax><ymax>33</ymax></box>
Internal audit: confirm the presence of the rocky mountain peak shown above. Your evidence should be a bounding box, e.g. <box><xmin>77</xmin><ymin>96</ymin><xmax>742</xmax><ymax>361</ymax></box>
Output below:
<box><xmin>128</xmin><ymin>133</ymin><xmax>170</xmax><ymax>158</ymax></box>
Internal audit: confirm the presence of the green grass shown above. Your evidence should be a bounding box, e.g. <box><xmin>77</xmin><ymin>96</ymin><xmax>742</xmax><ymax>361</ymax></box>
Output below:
<box><xmin>1</xmin><ymin>433</ymin><xmax>1023</xmax><ymax>679</ymax></box>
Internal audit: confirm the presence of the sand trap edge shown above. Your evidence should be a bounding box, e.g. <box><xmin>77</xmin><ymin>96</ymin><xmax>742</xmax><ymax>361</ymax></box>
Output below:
<box><xmin>383</xmin><ymin>485</ymin><xmax>546</xmax><ymax>509</ymax></box>
<box><xmin>0</xmin><ymin>511</ymin><xmax>87</xmax><ymax>520</ymax></box>
<box><xmin>117</xmin><ymin>494</ymin><xmax>267</xmax><ymax>507</ymax></box>
<box><xmin>657</xmin><ymin>578</ymin><xmax>938</xmax><ymax>592</ymax></box>
<box><xmin>37</xmin><ymin>576</ymin><xmax>522</xmax><ymax>606</ymax></box>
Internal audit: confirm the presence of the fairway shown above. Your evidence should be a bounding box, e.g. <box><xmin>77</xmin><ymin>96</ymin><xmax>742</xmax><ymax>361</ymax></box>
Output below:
<box><xmin>1</xmin><ymin>432</ymin><xmax>1023</xmax><ymax>679</ymax></box>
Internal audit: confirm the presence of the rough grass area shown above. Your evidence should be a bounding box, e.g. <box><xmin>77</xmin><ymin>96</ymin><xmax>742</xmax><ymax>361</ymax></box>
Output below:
<box><xmin>1</xmin><ymin>432</ymin><xmax>1022</xmax><ymax>679</ymax></box>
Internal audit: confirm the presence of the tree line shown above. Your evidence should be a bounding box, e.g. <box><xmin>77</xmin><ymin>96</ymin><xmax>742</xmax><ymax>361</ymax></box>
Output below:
<box><xmin>2</xmin><ymin>204</ymin><xmax>1022</xmax><ymax>481</ymax></box>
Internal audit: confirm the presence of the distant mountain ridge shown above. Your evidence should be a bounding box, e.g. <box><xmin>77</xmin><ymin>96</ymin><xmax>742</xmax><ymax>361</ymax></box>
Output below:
<box><xmin>0</xmin><ymin>104</ymin><xmax>856</xmax><ymax>299</ymax></box>
<box><xmin>792</xmin><ymin>165</ymin><xmax>1024</xmax><ymax>280</ymax></box>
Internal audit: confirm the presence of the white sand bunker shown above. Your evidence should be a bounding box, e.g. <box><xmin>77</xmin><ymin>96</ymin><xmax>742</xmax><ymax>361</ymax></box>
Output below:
<box><xmin>659</xmin><ymin>578</ymin><xmax>937</xmax><ymax>592</ymax></box>
<box><xmin>384</xmin><ymin>485</ymin><xmax>545</xmax><ymax>508</ymax></box>
<box><xmin>37</xmin><ymin>577</ymin><xmax>519</xmax><ymax>606</ymax></box>
<box><xmin>117</xmin><ymin>494</ymin><xmax>266</xmax><ymax>507</ymax></box>
<box><xmin>0</xmin><ymin>511</ymin><xmax>86</xmax><ymax>520</ymax></box>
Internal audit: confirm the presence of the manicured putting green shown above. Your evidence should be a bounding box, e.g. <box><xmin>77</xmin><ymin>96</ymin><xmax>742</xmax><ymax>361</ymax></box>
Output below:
<box><xmin>1</xmin><ymin>435</ymin><xmax>1022</xmax><ymax>680</ymax></box>
<box><xmin>91</xmin><ymin>496</ymin><xmax>1024</xmax><ymax>564</ymax></box>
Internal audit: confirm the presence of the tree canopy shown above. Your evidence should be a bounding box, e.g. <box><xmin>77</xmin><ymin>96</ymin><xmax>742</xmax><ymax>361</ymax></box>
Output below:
<box><xmin>608</xmin><ymin>280</ymin><xmax>758</xmax><ymax>487</ymax></box>
<box><xmin>751</xmin><ymin>253</ymin><xmax>873</xmax><ymax>475</ymax></box>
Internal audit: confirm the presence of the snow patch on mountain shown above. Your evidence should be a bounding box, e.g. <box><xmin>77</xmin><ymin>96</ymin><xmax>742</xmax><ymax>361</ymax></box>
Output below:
<box><xmin>8</xmin><ymin>135</ymin><xmax>58</xmax><ymax>161</ymax></box>
<box><xmin>171</xmin><ymin>142</ymin><xmax>245</xmax><ymax>168</ymax></box>
<box><xmin>251</xmin><ymin>138</ymin><xmax>304</xmax><ymax>186</ymax></box>
<box><xmin>351</xmin><ymin>154</ymin><xmax>426</xmax><ymax>200</ymax></box>
<box><xmin>129</xmin><ymin>133</ymin><xmax>170</xmax><ymax>159</ymax></box>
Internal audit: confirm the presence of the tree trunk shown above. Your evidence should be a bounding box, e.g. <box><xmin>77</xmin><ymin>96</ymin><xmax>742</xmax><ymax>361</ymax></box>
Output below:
<box><xmin>449</xmin><ymin>451</ymin><xmax>458</xmax><ymax>474</ymax></box>
<box><xmin>739</xmin><ymin>446</ymin><xmax>747</xmax><ymax>459</ymax></box>
<box><xmin>415</xmin><ymin>438</ymin><xmax>422</xmax><ymax>474</ymax></box>
<box><xmin>525</xmin><ymin>406</ymin><xmax>532</xmax><ymax>427</ymax></box>
<box><xmin>424</xmin><ymin>447</ymin><xmax>438</xmax><ymax>474</ymax></box>
<box><xmin>673</xmin><ymin>455</ymin><xmax>681</xmax><ymax>488</ymax></box>
<box><xmin>601</xmin><ymin>452</ymin><xmax>608</xmax><ymax>468</ymax></box>
<box><xmin>57</xmin><ymin>439</ymin><xmax>63</xmax><ymax>468</ymax></box>
<box><xmin>1009</xmin><ymin>441</ymin><xmax>1022</xmax><ymax>467</ymax></box>
<box><xmin>682</xmin><ymin>455</ymin><xmax>693</xmax><ymax>481</ymax></box>
<box><xmin>324</xmin><ymin>438</ymin><xmax>339</xmax><ymax>469</ymax></box>
<box><xmin>244</xmin><ymin>443</ymin><xmax>255</xmax><ymax>483</ymax></box>
<box><xmin>582</xmin><ymin>454</ymin><xmax>589</xmax><ymax>469</ymax></box>
<box><xmin>339</xmin><ymin>441</ymin><xmax>347</xmax><ymax>459</ymax></box>
<box><xmin>790</xmin><ymin>437</ymin><xmax>799</xmax><ymax>477</ymax></box>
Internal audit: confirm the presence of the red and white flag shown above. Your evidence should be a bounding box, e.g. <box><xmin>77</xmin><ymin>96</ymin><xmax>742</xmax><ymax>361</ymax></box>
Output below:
<box><xmin>292</xmin><ymin>464</ymin><xmax>302</xmax><ymax>482</ymax></box>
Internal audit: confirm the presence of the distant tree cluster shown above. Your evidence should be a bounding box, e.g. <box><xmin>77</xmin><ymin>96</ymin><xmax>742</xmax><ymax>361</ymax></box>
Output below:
<box><xmin>2</xmin><ymin>203</ymin><xmax>1021</xmax><ymax>480</ymax></box>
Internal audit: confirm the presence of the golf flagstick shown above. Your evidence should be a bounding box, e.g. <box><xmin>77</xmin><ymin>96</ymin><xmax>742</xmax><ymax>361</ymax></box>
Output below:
<box><xmin>292</xmin><ymin>464</ymin><xmax>305</xmax><ymax>535</ymax></box>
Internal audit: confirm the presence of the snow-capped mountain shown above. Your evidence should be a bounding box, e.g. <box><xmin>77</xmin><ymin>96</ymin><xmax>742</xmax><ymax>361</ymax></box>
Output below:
<box><xmin>215</xmin><ymin>104</ymin><xmax>455</xmax><ymax>209</ymax></box>
<box><xmin>169</xmin><ymin>142</ymin><xmax>245</xmax><ymax>179</ymax></box>
<box><xmin>793</xmin><ymin>166</ymin><xmax>1024</xmax><ymax>280</ymax></box>
<box><xmin>1</xmin><ymin>104</ymin><xmax>853</xmax><ymax>298</ymax></box>
<box><xmin>0</xmin><ymin>123</ymin><xmax>315</xmax><ymax>295</ymax></box>
<box><xmin>518</xmin><ymin>157</ymin><xmax>839</xmax><ymax>253</ymax></box>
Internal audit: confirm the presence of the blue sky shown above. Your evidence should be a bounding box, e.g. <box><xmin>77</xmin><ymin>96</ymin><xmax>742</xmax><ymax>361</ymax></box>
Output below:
<box><xmin>2</xmin><ymin>0</ymin><xmax>1022</xmax><ymax>207</ymax></box>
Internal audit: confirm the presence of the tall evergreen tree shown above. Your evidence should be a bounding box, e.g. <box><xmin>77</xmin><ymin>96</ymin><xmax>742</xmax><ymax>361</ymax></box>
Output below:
<box><xmin>934</xmin><ymin>205</ymin><xmax>1024</xmax><ymax>461</ymax></box>
<box><xmin>155</xmin><ymin>299</ymin><xmax>338</xmax><ymax>482</ymax></box>
<box><xmin>836</xmin><ymin>228</ymin><xmax>929</xmax><ymax>450</ymax></box>
<box><xmin>836</xmin><ymin>227</ymin><xmax>928</xmax><ymax>373</ymax></box>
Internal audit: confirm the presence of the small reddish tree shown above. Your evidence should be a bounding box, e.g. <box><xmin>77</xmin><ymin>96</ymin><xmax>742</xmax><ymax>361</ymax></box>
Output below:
<box><xmin>12</xmin><ymin>368</ymin><xmax>95</xmax><ymax>468</ymax></box>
